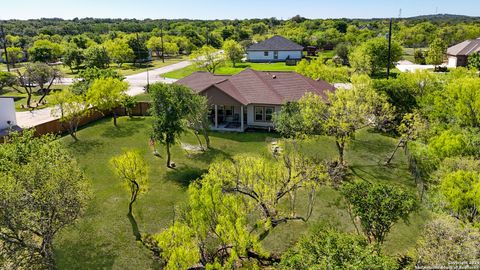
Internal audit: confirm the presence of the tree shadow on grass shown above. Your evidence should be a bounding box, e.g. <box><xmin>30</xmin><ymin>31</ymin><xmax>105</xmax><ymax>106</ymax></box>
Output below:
<box><xmin>55</xmin><ymin>222</ymin><xmax>117</xmax><ymax>269</ymax></box>
<box><xmin>165</xmin><ymin>165</ymin><xmax>208</xmax><ymax>187</ymax></box>
<box><xmin>65</xmin><ymin>138</ymin><xmax>105</xmax><ymax>156</ymax></box>
<box><xmin>101</xmin><ymin>117</ymin><xmax>147</xmax><ymax>138</ymax></box>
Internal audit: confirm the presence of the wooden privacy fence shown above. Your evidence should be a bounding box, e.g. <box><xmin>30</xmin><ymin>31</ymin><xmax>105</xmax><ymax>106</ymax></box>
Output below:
<box><xmin>31</xmin><ymin>102</ymin><xmax>151</xmax><ymax>138</ymax></box>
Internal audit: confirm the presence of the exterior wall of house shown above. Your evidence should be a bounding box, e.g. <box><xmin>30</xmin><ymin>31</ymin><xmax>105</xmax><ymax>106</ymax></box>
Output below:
<box><xmin>447</xmin><ymin>56</ymin><xmax>458</xmax><ymax>67</ymax></box>
<box><xmin>448</xmin><ymin>55</ymin><xmax>468</xmax><ymax>67</ymax></box>
<box><xmin>202</xmin><ymin>86</ymin><xmax>242</xmax><ymax>106</ymax></box>
<box><xmin>246</xmin><ymin>104</ymin><xmax>282</xmax><ymax>128</ymax></box>
<box><xmin>247</xmin><ymin>50</ymin><xmax>302</xmax><ymax>62</ymax></box>
<box><xmin>0</xmin><ymin>98</ymin><xmax>17</xmax><ymax>130</ymax></box>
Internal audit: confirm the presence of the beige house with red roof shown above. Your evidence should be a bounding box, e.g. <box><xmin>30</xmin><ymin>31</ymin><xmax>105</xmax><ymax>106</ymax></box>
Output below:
<box><xmin>176</xmin><ymin>69</ymin><xmax>335</xmax><ymax>131</ymax></box>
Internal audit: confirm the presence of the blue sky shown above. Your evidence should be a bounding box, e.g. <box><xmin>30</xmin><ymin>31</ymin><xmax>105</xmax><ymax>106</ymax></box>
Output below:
<box><xmin>1</xmin><ymin>0</ymin><xmax>479</xmax><ymax>20</ymax></box>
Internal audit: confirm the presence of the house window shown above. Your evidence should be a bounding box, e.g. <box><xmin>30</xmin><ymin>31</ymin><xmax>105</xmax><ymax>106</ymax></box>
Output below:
<box><xmin>265</xmin><ymin>107</ymin><xmax>274</xmax><ymax>122</ymax></box>
<box><xmin>254</xmin><ymin>106</ymin><xmax>275</xmax><ymax>122</ymax></box>
<box><xmin>255</xmin><ymin>107</ymin><xmax>264</xmax><ymax>121</ymax></box>
<box><xmin>225</xmin><ymin>106</ymin><xmax>234</xmax><ymax>116</ymax></box>
<box><xmin>264</xmin><ymin>51</ymin><xmax>269</xmax><ymax>56</ymax></box>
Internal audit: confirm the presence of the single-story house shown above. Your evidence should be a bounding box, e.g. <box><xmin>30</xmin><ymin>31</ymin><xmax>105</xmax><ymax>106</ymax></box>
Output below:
<box><xmin>447</xmin><ymin>38</ymin><xmax>480</xmax><ymax>67</ymax></box>
<box><xmin>0</xmin><ymin>97</ymin><xmax>21</xmax><ymax>139</ymax></box>
<box><xmin>246</xmin><ymin>35</ymin><xmax>304</xmax><ymax>63</ymax></box>
<box><xmin>176</xmin><ymin>68</ymin><xmax>335</xmax><ymax>132</ymax></box>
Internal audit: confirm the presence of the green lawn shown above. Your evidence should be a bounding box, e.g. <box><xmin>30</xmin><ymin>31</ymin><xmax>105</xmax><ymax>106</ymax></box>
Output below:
<box><xmin>114</xmin><ymin>56</ymin><xmax>188</xmax><ymax>76</ymax></box>
<box><xmin>163</xmin><ymin>61</ymin><xmax>297</xmax><ymax>79</ymax></box>
<box><xmin>54</xmin><ymin>116</ymin><xmax>429</xmax><ymax>269</ymax></box>
<box><xmin>402</xmin><ymin>47</ymin><xmax>428</xmax><ymax>63</ymax></box>
<box><xmin>0</xmin><ymin>85</ymin><xmax>69</xmax><ymax>111</ymax></box>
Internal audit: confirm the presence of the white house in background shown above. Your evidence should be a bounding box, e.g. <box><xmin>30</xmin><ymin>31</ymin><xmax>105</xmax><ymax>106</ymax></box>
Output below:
<box><xmin>246</xmin><ymin>35</ymin><xmax>304</xmax><ymax>63</ymax></box>
<box><xmin>0</xmin><ymin>97</ymin><xmax>17</xmax><ymax>130</ymax></box>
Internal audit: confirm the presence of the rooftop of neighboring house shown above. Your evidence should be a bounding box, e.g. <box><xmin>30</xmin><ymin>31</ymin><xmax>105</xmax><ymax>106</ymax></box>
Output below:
<box><xmin>447</xmin><ymin>38</ymin><xmax>480</xmax><ymax>56</ymax></box>
<box><xmin>176</xmin><ymin>68</ymin><xmax>335</xmax><ymax>105</ymax></box>
<box><xmin>246</xmin><ymin>35</ymin><xmax>305</xmax><ymax>51</ymax></box>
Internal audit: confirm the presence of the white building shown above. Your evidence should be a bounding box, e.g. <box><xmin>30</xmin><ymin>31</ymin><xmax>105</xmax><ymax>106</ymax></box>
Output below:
<box><xmin>246</xmin><ymin>35</ymin><xmax>304</xmax><ymax>63</ymax></box>
<box><xmin>0</xmin><ymin>97</ymin><xmax>17</xmax><ymax>130</ymax></box>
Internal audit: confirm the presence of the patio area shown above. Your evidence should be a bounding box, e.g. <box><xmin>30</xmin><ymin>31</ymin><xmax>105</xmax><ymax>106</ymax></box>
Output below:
<box><xmin>209</xmin><ymin>105</ymin><xmax>246</xmax><ymax>132</ymax></box>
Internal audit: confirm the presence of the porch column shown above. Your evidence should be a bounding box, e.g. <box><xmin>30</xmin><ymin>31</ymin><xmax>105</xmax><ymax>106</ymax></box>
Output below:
<box><xmin>240</xmin><ymin>106</ymin><xmax>244</xmax><ymax>131</ymax></box>
<box><xmin>214</xmin><ymin>105</ymin><xmax>218</xmax><ymax>128</ymax></box>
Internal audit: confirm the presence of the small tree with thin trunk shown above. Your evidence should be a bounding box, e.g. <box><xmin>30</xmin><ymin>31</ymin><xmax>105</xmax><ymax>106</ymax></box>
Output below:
<box><xmin>341</xmin><ymin>181</ymin><xmax>417</xmax><ymax>248</ymax></box>
<box><xmin>186</xmin><ymin>94</ymin><xmax>210</xmax><ymax>150</ymax></box>
<box><xmin>50</xmin><ymin>88</ymin><xmax>89</xmax><ymax>141</ymax></box>
<box><xmin>298</xmin><ymin>75</ymin><xmax>394</xmax><ymax>166</ymax></box>
<box><xmin>222</xmin><ymin>40</ymin><xmax>244</xmax><ymax>67</ymax></box>
<box><xmin>110</xmin><ymin>150</ymin><xmax>148</xmax><ymax>216</ymax></box>
<box><xmin>190</xmin><ymin>45</ymin><xmax>224</xmax><ymax>74</ymax></box>
<box><xmin>426</xmin><ymin>38</ymin><xmax>447</xmax><ymax>68</ymax></box>
<box><xmin>86</xmin><ymin>77</ymin><xmax>128</xmax><ymax>127</ymax></box>
<box><xmin>149</xmin><ymin>83</ymin><xmax>194</xmax><ymax>168</ymax></box>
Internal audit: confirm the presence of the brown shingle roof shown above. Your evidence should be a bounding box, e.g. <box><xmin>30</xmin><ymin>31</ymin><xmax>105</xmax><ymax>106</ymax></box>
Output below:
<box><xmin>176</xmin><ymin>68</ymin><xmax>335</xmax><ymax>105</ymax></box>
<box><xmin>447</xmin><ymin>38</ymin><xmax>480</xmax><ymax>56</ymax></box>
<box><xmin>247</xmin><ymin>35</ymin><xmax>304</xmax><ymax>51</ymax></box>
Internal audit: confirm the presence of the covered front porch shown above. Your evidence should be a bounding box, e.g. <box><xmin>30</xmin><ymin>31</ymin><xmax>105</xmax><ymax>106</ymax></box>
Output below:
<box><xmin>209</xmin><ymin>105</ymin><xmax>247</xmax><ymax>132</ymax></box>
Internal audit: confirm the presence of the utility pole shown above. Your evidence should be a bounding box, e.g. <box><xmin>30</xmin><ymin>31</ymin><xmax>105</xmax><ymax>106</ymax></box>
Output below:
<box><xmin>386</xmin><ymin>18</ymin><xmax>393</xmax><ymax>79</ymax></box>
<box><xmin>0</xmin><ymin>24</ymin><xmax>10</xmax><ymax>72</ymax></box>
<box><xmin>160</xmin><ymin>24</ymin><xmax>165</xmax><ymax>63</ymax></box>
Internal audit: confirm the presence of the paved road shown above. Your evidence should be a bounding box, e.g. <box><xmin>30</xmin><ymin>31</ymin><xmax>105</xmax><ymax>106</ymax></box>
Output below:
<box><xmin>16</xmin><ymin>60</ymin><xmax>191</xmax><ymax>128</ymax></box>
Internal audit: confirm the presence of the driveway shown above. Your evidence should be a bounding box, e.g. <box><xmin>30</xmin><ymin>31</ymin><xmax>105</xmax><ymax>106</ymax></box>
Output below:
<box><xmin>16</xmin><ymin>60</ymin><xmax>191</xmax><ymax>128</ymax></box>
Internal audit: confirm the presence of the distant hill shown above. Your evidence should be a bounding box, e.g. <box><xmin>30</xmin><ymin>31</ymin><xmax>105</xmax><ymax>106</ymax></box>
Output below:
<box><xmin>404</xmin><ymin>13</ymin><xmax>480</xmax><ymax>22</ymax></box>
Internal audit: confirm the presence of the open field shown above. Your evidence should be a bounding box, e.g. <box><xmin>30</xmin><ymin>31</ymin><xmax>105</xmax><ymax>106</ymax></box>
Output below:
<box><xmin>54</xmin><ymin>116</ymin><xmax>430</xmax><ymax>269</ymax></box>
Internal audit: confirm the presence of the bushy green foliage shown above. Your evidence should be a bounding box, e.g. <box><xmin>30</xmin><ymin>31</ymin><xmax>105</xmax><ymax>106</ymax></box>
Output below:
<box><xmin>350</xmin><ymin>37</ymin><xmax>403</xmax><ymax>75</ymax></box>
<box><xmin>288</xmin><ymin>75</ymin><xmax>393</xmax><ymax>164</ymax></box>
<box><xmin>72</xmin><ymin>67</ymin><xmax>124</xmax><ymax>95</ymax></box>
<box><xmin>222</xmin><ymin>39</ymin><xmax>244</xmax><ymax>67</ymax></box>
<box><xmin>63</xmin><ymin>44</ymin><xmax>85</xmax><ymax>72</ymax></box>
<box><xmin>28</xmin><ymin>39</ymin><xmax>63</xmax><ymax>62</ymax></box>
<box><xmin>414</xmin><ymin>49</ymin><xmax>426</xmax><ymax>64</ymax></box>
<box><xmin>0</xmin><ymin>71</ymin><xmax>17</xmax><ymax>91</ymax></box>
<box><xmin>83</xmin><ymin>45</ymin><xmax>110</xmax><ymax>68</ymax></box>
<box><xmin>152</xmin><ymin>153</ymin><xmax>326</xmax><ymax>268</ymax></box>
<box><xmin>295</xmin><ymin>58</ymin><xmax>351</xmax><ymax>83</ymax></box>
<box><xmin>149</xmin><ymin>83</ymin><xmax>198</xmax><ymax>167</ymax></box>
<box><xmin>0</xmin><ymin>130</ymin><xmax>89</xmax><ymax>269</ymax></box>
<box><xmin>468</xmin><ymin>52</ymin><xmax>480</xmax><ymax>70</ymax></box>
<box><xmin>426</xmin><ymin>38</ymin><xmax>447</xmax><ymax>66</ymax></box>
<box><xmin>439</xmin><ymin>170</ymin><xmax>480</xmax><ymax>223</ymax></box>
<box><xmin>342</xmin><ymin>181</ymin><xmax>417</xmax><ymax>245</ymax></box>
<box><xmin>86</xmin><ymin>77</ymin><xmax>128</xmax><ymax>126</ymax></box>
<box><xmin>280</xmin><ymin>226</ymin><xmax>397</xmax><ymax>270</ymax></box>
<box><xmin>1</xmin><ymin>47</ymin><xmax>24</xmax><ymax>67</ymax></box>
<box><xmin>432</xmin><ymin>77</ymin><xmax>480</xmax><ymax>127</ymax></box>
<box><xmin>103</xmin><ymin>38</ymin><xmax>134</xmax><ymax>67</ymax></box>
<box><xmin>273</xmin><ymin>101</ymin><xmax>305</xmax><ymax>138</ymax></box>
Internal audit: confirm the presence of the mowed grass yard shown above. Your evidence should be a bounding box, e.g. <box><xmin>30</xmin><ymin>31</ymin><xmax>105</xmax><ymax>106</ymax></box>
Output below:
<box><xmin>0</xmin><ymin>85</ymin><xmax>69</xmax><ymax>111</ymax></box>
<box><xmin>55</xmin><ymin>116</ymin><xmax>430</xmax><ymax>269</ymax></box>
<box><xmin>162</xmin><ymin>61</ymin><xmax>297</xmax><ymax>79</ymax></box>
